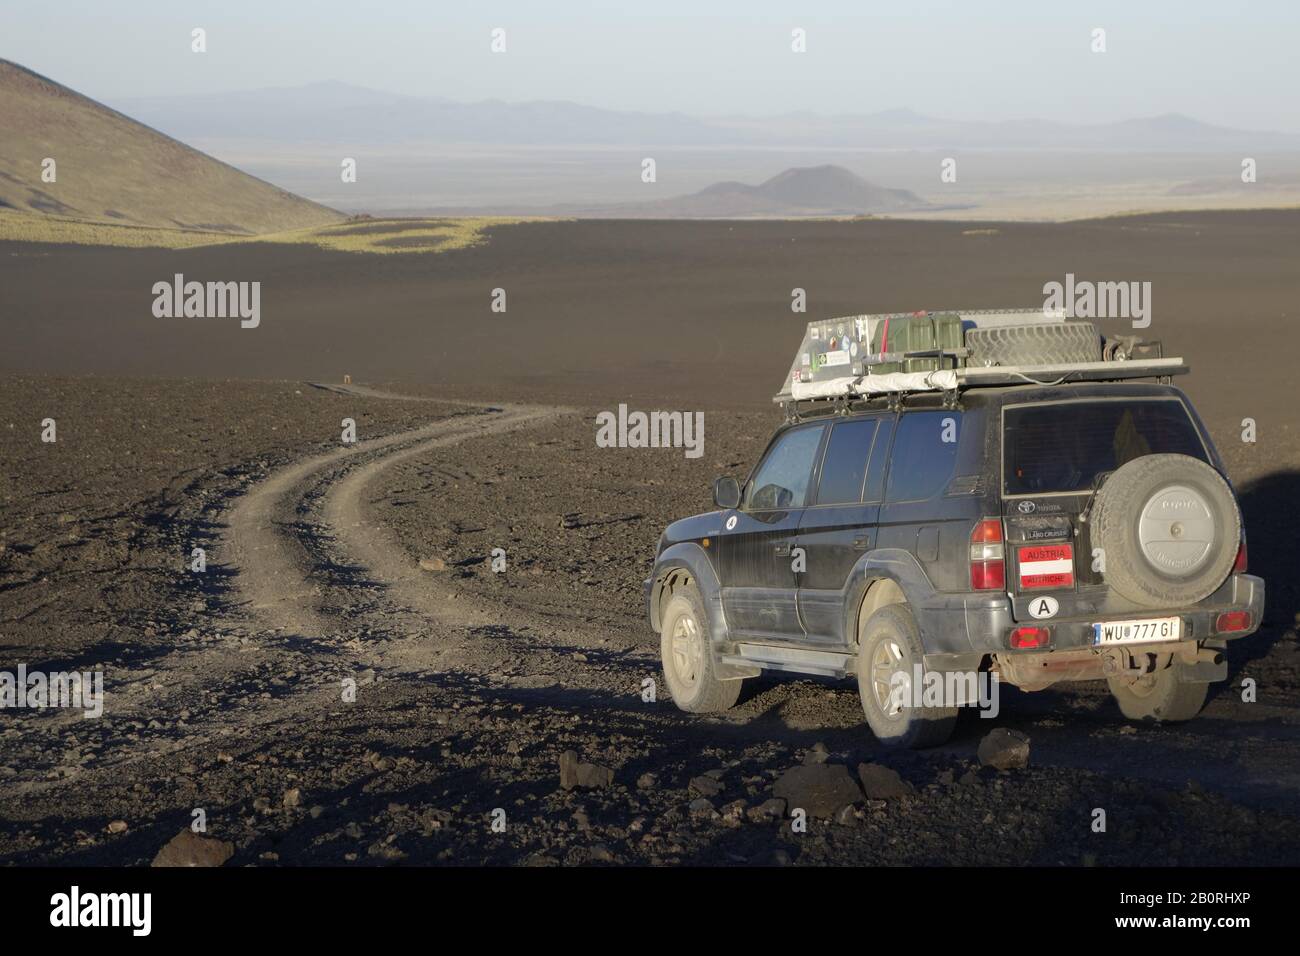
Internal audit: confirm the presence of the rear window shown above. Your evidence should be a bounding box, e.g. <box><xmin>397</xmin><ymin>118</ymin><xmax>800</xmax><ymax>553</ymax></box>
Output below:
<box><xmin>1004</xmin><ymin>399</ymin><xmax>1207</xmax><ymax>495</ymax></box>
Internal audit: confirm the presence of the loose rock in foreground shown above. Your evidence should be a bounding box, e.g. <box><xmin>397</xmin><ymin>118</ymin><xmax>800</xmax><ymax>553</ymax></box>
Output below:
<box><xmin>746</xmin><ymin>798</ymin><xmax>786</xmax><ymax>823</ymax></box>
<box><xmin>978</xmin><ymin>728</ymin><xmax>1031</xmax><ymax>770</ymax></box>
<box><xmin>857</xmin><ymin>762</ymin><xmax>915</xmax><ymax>800</ymax></box>
<box><xmin>689</xmin><ymin>775</ymin><xmax>723</xmax><ymax>798</ymax></box>
<box><xmin>772</xmin><ymin>764</ymin><xmax>862</xmax><ymax>819</ymax></box>
<box><xmin>559</xmin><ymin>750</ymin><xmax>614</xmax><ymax>789</ymax></box>
<box><xmin>151</xmin><ymin>829</ymin><xmax>235</xmax><ymax>868</ymax></box>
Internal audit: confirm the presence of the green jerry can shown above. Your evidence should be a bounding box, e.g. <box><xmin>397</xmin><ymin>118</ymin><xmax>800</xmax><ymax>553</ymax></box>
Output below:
<box><xmin>930</xmin><ymin>312</ymin><xmax>964</xmax><ymax>370</ymax></box>
<box><xmin>867</xmin><ymin>312</ymin><xmax>964</xmax><ymax>374</ymax></box>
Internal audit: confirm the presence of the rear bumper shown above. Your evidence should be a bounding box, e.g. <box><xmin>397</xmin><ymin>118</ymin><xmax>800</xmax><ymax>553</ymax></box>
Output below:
<box><xmin>920</xmin><ymin>573</ymin><xmax>1264</xmax><ymax>660</ymax></box>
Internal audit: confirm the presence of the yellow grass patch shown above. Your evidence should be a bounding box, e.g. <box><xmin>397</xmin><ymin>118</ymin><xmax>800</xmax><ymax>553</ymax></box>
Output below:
<box><xmin>247</xmin><ymin>217</ymin><xmax>539</xmax><ymax>255</ymax></box>
<box><xmin>0</xmin><ymin>210</ymin><xmax>544</xmax><ymax>254</ymax></box>
<box><xmin>0</xmin><ymin>209</ymin><xmax>233</xmax><ymax>248</ymax></box>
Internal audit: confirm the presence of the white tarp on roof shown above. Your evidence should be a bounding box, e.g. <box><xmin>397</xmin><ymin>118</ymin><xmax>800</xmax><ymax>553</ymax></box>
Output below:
<box><xmin>784</xmin><ymin>359</ymin><xmax>1186</xmax><ymax>403</ymax></box>
<box><xmin>790</xmin><ymin>370</ymin><xmax>960</xmax><ymax>400</ymax></box>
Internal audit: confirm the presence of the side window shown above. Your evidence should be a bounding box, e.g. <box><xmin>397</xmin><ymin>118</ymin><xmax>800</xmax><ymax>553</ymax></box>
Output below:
<box><xmin>816</xmin><ymin>419</ymin><xmax>879</xmax><ymax>505</ymax></box>
<box><xmin>746</xmin><ymin>424</ymin><xmax>826</xmax><ymax>511</ymax></box>
<box><xmin>864</xmin><ymin>417</ymin><xmax>894</xmax><ymax>502</ymax></box>
<box><xmin>885</xmin><ymin>412</ymin><xmax>961</xmax><ymax>502</ymax></box>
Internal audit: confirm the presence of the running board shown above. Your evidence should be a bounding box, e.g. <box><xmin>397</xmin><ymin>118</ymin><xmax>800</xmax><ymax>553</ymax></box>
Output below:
<box><xmin>721</xmin><ymin>644</ymin><xmax>855</xmax><ymax>679</ymax></box>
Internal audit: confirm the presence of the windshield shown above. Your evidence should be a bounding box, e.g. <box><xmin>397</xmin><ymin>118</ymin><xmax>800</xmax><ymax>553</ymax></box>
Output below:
<box><xmin>1003</xmin><ymin>398</ymin><xmax>1209</xmax><ymax>495</ymax></box>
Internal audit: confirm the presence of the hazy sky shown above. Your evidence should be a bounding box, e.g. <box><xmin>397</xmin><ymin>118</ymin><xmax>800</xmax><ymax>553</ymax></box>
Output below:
<box><xmin>8</xmin><ymin>0</ymin><xmax>1300</xmax><ymax>131</ymax></box>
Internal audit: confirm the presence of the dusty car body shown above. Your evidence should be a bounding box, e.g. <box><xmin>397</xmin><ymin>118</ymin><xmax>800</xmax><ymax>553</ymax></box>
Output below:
<box><xmin>645</xmin><ymin>311</ymin><xmax>1263</xmax><ymax>747</ymax></box>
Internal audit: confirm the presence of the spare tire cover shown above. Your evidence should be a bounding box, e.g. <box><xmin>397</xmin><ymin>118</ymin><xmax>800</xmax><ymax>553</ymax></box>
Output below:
<box><xmin>1091</xmin><ymin>453</ymin><xmax>1240</xmax><ymax>607</ymax></box>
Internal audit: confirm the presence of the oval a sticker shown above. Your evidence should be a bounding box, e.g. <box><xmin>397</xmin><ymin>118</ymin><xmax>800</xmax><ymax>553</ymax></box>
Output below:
<box><xmin>1028</xmin><ymin>596</ymin><xmax>1059</xmax><ymax>620</ymax></box>
<box><xmin>725</xmin><ymin>514</ymin><xmax>738</xmax><ymax>531</ymax></box>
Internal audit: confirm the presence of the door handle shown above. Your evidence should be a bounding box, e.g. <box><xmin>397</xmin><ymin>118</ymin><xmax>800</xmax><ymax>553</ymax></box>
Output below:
<box><xmin>852</xmin><ymin>535</ymin><xmax>870</xmax><ymax>550</ymax></box>
<box><xmin>774</xmin><ymin>544</ymin><xmax>791</xmax><ymax>557</ymax></box>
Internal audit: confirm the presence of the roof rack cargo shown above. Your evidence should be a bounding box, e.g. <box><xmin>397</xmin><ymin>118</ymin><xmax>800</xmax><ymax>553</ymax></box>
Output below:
<box><xmin>773</xmin><ymin>308</ymin><xmax>1185</xmax><ymax>407</ymax></box>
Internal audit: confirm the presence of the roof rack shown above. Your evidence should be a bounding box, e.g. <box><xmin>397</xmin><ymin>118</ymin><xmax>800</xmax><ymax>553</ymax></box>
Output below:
<box><xmin>774</xmin><ymin>356</ymin><xmax>1187</xmax><ymax>405</ymax></box>
<box><xmin>774</xmin><ymin>308</ymin><xmax>1186</xmax><ymax>407</ymax></box>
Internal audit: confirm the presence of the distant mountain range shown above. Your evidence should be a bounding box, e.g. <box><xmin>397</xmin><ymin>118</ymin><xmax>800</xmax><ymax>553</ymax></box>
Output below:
<box><xmin>0</xmin><ymin>62</ymin><xmax>922</xmax><ymax>226</ymax></box>
<box><xmin>112</xmin><ymin>81</ymin><xmax>1300</xmax><ymax>150</ymax></box>
<box><xmin>540</xmin><ymin>165</ymin><xmax>929</xmax><ymax>218</ymax></box>
<box><xmin>0</xmin><ymin>61</ymin><xmax>341</xmax><ymax>233</ymax></box>
<box><xmin>5</xmin><ymin>61</ymin><xmax>1296</xmax><ymax>231</ymax></box>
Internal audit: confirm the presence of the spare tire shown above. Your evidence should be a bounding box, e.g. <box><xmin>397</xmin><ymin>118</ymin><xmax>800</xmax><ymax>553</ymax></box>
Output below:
<box><xmin>966</xmin><ymin>321</ymin><xmax>1102</xmax><ymax>367</ymax></box>
<box><xmin>1091</xmin><ymin>453</ymin><xmax>1240</xmax><ymax>607</ymax></box>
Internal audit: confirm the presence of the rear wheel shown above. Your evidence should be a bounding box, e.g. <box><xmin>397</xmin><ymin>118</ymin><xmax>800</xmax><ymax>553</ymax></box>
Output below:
<box><xmin>856</xmin><ymin>603</ymin><xmax>957</xmax><ymax>748</ymax></box>
<box><xmin>660</xmin><ymin>586</ymin><xmax>742</xmax><ymax>714</ymax></box>
<box><xmin>1107</xmin><ymin>657</ymin><xmax>1209</xmax><ymax>722</ymax></box>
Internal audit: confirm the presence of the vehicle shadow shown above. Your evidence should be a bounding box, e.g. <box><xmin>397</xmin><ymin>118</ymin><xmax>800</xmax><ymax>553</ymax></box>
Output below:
<box><xmin>1224</xmin><ymin>468</ymin><xmax>1300</xmax><ymax>678</ymax></box>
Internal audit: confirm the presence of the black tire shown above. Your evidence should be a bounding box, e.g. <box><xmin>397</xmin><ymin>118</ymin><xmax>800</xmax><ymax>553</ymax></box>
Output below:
<box><xmin>966</xmin><ymin>321</ymin><xmax>1101</xmax><ymax>367</ymax></box>
<box><xmin>1092</xmin><ymin>453</ymin><xmax>1240</xmax><ymax>607</ymax></box>
<box><xmin>1107</xmin><ymin>656</ymin><xmax>1210</xmax><ymax>722</ymax></box>
<box><xmin>660</xmin><ymin>586</ymin><xmax>742</xmax><ymax>714</ymax></box>
<box><xmin>856</xmin><ymin>603</ymin><xmax>957</xmax><ymax>748</ymax></box>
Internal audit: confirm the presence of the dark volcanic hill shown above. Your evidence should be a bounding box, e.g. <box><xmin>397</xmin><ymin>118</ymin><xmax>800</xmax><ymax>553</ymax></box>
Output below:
<box><xmin>744</xmin><ymin>164</ymin><xmax>923</xmax><ymax>212</ymax></box>
<box><xmin>0</xmin><ymin>60</ymin><xmax>343</xmax><ymax>234</ymax></box>
<box><xmin>550</xmin><ymin>165</ymin><xmax>929</xmax><ymax>218</ymax></box>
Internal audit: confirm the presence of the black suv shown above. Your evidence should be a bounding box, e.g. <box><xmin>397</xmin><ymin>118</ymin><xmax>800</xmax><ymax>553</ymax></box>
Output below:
<box><xmin>645</xmin><ymin>382</ymin><xmax>1264</xmax><ymax>747</ymax></box>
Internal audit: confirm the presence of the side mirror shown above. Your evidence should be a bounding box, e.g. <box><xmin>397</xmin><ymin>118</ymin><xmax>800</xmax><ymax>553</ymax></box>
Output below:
<box><xmin>713</xmin><ymin>476</ymin><xmax>741</xmax><ymax>510</ymax></box>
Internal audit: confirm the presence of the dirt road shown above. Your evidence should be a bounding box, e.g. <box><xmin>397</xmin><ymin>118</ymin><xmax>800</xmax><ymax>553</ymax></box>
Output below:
<box><xmin>223</xmin><ymin>399</ymin><xmax>557</xmax><ymax>636</ymax></box>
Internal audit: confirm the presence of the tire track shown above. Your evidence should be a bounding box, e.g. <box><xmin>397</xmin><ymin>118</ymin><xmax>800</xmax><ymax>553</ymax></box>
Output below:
<box><xmin>221</xmin><ymin>402</ymin><xmax>564</xmax><ymax>638</ymax></box>
<box><xmin>219</xmin><ymin>390</ymin><xmax>663</xmax><ymax>699</ymax></box>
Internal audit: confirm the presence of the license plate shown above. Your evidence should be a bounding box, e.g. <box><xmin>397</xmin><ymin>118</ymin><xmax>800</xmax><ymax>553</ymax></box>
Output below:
<box><xmin>1092</xmin><ymin>616</ymin><xmax>1182</xmax><ymax>646</ymax></box>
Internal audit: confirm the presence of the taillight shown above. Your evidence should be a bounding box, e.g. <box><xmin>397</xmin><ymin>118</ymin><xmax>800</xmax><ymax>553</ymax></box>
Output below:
<box><xmin>970</xmin><ymin>518</ymin><xmax>1005</xmax><ymax>590</ymax></box>
<box><xmin>1216</xmin><ymin>610</ymin><xmax>1252</xmax><ymax>633</ymax></box>
<box><xmin>1233</xmin><ymin>539</ymin><xmax>1248</xmax><ymax>574</ymax></box>
<box><xmin>1009</xmin><ymin>626</ymin><xmax>1050</xmax><ymax>649</ymax></box>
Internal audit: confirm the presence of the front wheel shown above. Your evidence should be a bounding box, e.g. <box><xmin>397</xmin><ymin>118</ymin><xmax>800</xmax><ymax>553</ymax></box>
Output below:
<box><xmin>856</xmin><ymin>603</ymin><xmax>957</xmax><ymax>748</ymax></box>
<box><xmin>1107</xmin><ymin>656</ymin><xmax>1210</xmax><ymax>722</ymax></box>
<box><xmin>660</xmin><ymin>586</ymin><xmax>742</xmax><ymax>714</ymax></box>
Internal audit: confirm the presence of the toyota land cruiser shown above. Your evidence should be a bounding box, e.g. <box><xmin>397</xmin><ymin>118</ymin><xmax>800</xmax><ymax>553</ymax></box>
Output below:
<box><xmin>644</xmin><ymin>315</ymin><xmax>1264</xmax><ymax>748</ymax></box>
